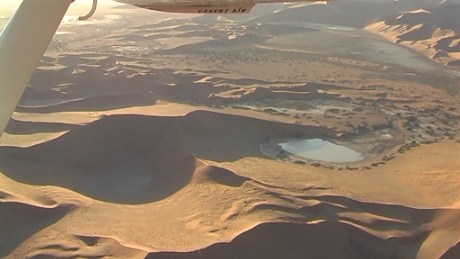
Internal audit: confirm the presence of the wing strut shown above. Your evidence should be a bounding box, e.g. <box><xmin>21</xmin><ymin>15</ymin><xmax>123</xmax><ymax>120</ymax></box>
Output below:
<box><xmin>79</xmin><ymin>0</ymin><xmax>98</xmax><ymax>21</ymax></box>
<box><xmin>0</xmin><ymin>0</ymin><xmax>73</xmax><ymax>136</ymax></box>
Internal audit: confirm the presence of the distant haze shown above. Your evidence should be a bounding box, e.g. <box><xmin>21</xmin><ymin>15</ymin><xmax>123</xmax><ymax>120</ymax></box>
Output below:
<box><xmin>0</xmin><ymin>0</ymin><xmax>123</xmax><ymax>31</ymax></box>
<box><xmin>0</xmin><ymin>0</ymin><xmax>122</xmax><ymax>19</ymax></box>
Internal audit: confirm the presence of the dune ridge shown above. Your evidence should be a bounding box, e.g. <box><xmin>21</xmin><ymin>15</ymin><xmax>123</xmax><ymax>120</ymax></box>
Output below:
<box><xmin>366</xmin><ymin>2</ymin><xmax>460</xmax><ymax>68</ymax></box>
<box><xmin>145</xmin><ymin>191</ymin><xmax>460</xmax><ymax>259</ymax></box>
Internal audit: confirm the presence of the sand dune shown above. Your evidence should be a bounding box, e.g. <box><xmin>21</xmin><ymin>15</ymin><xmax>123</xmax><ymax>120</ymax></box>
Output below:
<box><xmin>366</xmin><ymin>2</ymin><xmax>460</xmax><ymax>68</ymax></box>
<box><xmin>0</xmin><ymin>111</ymin><xmax>333</xmax><ymax>201</ymax></box>
<box><xmin>146</xmin><ymin>193</ymin><xmax>460</xmax><ymax>259</ymax></box>
<box><xmin>249</xmin><ymin>0</ymin><xmax>446</xmax><ymax>28</ymax></box>
<box><xmin>0</xmin><ymin>114</ymin><xmax>255</xmax><ymax>204</ymax></box>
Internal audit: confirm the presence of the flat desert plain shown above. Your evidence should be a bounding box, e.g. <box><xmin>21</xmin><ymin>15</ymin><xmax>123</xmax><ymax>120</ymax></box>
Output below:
<box><xmin>0</xmin><ymin>2</ymin><xmax>459</xmax><ymax>259</ymax></box>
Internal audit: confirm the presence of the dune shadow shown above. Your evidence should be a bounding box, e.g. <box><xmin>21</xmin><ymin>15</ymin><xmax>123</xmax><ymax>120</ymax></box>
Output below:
<box><xmin>0</xmin><ymin>110</ymin><xmax>398</xmax><ymax>204</ymax></box>
<box><xmin>5</xmin><ymin>118</ymin><xmax>80</xmax><ymax>135</ymax></box>
<box><xmin>0</xmin><ymin>113</ymin><xmax>280</xmax><ymax>204</ymax></box>
<box><xmin>442</xmin><ymin>243</ymin><xmax>460</xmax><ymax>259</ymax></box>
<box><xmin>0</xmin><ymin>115</ymin><xmax>195</xmax><ymax>204</ymax></box>
<box><xmin>16</xmin><ymin>94</ymin><xmax>157</xmax><ymax>114</ymax></box>
<box><xmin>0</xmin><ymin>201</ymin><xmax>73</xmax><ymax>257</ymax></box>
<box><xmin>147</xmin><ymin>221</ymin><xmax>412</xmax><ymax>259</ymax></box>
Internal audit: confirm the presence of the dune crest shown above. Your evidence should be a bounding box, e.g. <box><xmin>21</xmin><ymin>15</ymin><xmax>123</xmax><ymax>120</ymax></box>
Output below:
<box><xmin>26</xmin><ymin>235</ymin><xmax>151</xmax><ymax>258</ymax></box>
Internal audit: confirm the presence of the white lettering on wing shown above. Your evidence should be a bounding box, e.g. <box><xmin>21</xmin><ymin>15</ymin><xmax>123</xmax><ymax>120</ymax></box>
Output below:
<box><xmin>198</xmin><ymin>7</ymin><xmax>248</xmax><ymax>13</ymax></box>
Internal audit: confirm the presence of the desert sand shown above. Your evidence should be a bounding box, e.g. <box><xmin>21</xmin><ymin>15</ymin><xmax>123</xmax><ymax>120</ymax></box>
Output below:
<box><xmin>1</xmin><ymin>1</ymin><xmax>460</xmax><ymax>258</ymax></box>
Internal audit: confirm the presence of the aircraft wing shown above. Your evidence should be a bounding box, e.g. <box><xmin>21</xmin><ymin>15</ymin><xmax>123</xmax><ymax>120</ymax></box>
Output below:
<box><xmin>114</xmin><ymin>0</ymin><xmax>324</xmax><ymax>13</ymax></box>
<box><xmin>0</xmin><ymin>0</ymin><xmax>73</xmax><ymax>135</ymax></box>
